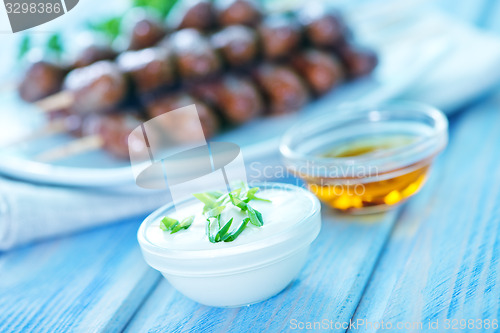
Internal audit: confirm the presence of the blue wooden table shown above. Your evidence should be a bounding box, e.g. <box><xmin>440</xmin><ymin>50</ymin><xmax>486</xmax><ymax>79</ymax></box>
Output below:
<box><xmin>1</xmin><ymin>1</ymin><xmax>500</xmax><ymax>332</ymax></box>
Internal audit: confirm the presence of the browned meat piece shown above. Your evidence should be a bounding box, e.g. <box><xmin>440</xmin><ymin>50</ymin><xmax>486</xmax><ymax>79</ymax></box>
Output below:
<box><xmin>291</xmin><ymin>49</ymin><xmax>344</xmax><ymax>95</ymax></box>
<box><xmin>19</xmin><ymin>61</ymin><xmax>65</xmax><ymax>103</ymax></box>
<box><xmin>258</xmin><ymin>15</ymin><xmax>302</xmax><ymax>60</ymax></box>
<box><xmin>298</xmin><ymin>5</ymin><xmax>346</xmax><ymax>48</ymax></box>
<box><xmin>215</xmin><ymin>0</ymin><xmax>262</xmax><ymax>26</ymax></box>
<box><xmin>189</xmin><ymin>80</ymin><xmax>220</xmax><ymax>105</ymax></box>
<box><xmin>147</xmin><ymin>93</ymin><xmax>219</xmax><ymax>141</ymax></box>
<box><xmin>64</xmin><ymin>61</ymin><xmax>127</xmax><ymax>114</ymax></box>
<box><xmin>192</xmin><ymin>75</ymin><xmax>263</xmax><ymax>124</ymax></box>
<box><xmin>169</xmin><ymin>29</ymin><xmax>221</xmax><ymax>80</ymax></box>
<box><xmin>336</xmin><ymin>43</ymin><xmax>378</xmax><ymax>78</ymax></box>
<box><xmin>45</xmin><ymin>108</ymin><xmax>86</xmax><ymax>137</ymax></box>
<box><xmin>254</xmin><ymin>64</ymin><xmax>310</xmax><ymax>115</ymax></box>
<box><xmin>117</xmin><ymin>47</ymin><xmax>175</xmax><ymax>94</ymax></box>
<box><xmin>167</xmin><ymin>0</ymin><xmax>215</xmax><ymax>31</ymax></box>
<box><xmin>73</xmin><ymin>45</ymin><xmax>116</xmax><ymax>68</ymax></box>
<box><xmin>216</xmin><ymin>75</ymin><xmax>264</xmax><ymax>123</ymax></box>
<box><xmin>124</xmin><ymin>9</ymin><xmax>166</xmax><ymax>50</ymax></box>
<box><xmin>81</xmin><ymin>113</ymin><xmax>147</xmax><ymax>159</ymax></box>
<box><xmin>211</xmin><ymin>25</ymin><xmax>258</xmax><ymax>67</ymax></box>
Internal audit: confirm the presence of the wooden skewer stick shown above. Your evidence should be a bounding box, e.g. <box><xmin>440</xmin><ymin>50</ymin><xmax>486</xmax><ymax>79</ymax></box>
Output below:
<box><xmin>35</xmin><ymin>91</ymin><xmax>74</xmax><ymax>113</ymax></box>
<box><xmin>2</xmin><ymin>119</ymin><xmax>68</xmax><ymax>148</ymax></box>
<box><xmin>35</xmin><ymin>134</ymin><xmax>104</xmax><ymax>163</ymax></box>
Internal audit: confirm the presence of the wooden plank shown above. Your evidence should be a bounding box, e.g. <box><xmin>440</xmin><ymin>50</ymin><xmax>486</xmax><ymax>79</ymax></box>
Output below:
<box><xmin>125</xmin><ymin>208</ymin><xmax>400</xmax><ymax>332</ymax></box>
<box><xmin>349</xmin><ymin>97</ymin><xmax>500</xmax><ymax>331</ymax></box>
<box><xmin>0</xmin><ymin>216</ymin><xmax>160</xmax><ymax>333</ymax></box>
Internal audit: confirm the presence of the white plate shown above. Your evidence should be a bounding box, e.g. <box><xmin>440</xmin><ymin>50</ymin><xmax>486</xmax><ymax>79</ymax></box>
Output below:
<box><xmin>0</xmin><ymin>80</ymin><xmax>376</xmax><ymax>189</ymax></box>
<box><xmin>4</xmin><ymin>7</ymin><xmax>488</xmax><ymax>189</ymax></box>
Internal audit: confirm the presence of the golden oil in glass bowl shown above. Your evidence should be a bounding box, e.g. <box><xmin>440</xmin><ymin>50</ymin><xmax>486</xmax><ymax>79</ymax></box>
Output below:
<box><xmin>303</xmin><ymin>135</ymin><xmax>432</xmax><ymax>213</ymax></box>
<box><xmin>280</xmin><ymin>102</ymin><xmax>449</xmax><ymax>215</ymax></box>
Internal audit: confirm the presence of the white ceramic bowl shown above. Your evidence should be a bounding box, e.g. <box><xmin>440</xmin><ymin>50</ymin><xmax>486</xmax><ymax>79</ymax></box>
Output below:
<box><xmin>137</xmin><ymin>182</ymin><xmax>321</xmax><ymax>307</ymax></box>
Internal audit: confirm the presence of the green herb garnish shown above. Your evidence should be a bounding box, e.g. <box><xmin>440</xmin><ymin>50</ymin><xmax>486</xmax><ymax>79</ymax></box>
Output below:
<box><xmin>193</xmin><ymin>191</ymin><xmax>223</xmax><ymax>213</ymax></box>
<box><xmin>228</xmin><ymin>192</ymin><xmax>247</xmax><ymax>210</ymax></box>
<box><xmin>247</xmin><ymin>205</ymin><xmax>264</xmax><ymax>227</ymax></box>
<box><xmin>160</xmin><ymin>215</ymin><xmax>194</xmax><ymax>234</ymax></box>
<box><xmin>194</xmin><ymin>184</ymin><xmax>271</xmax><ymax>243</ymax></box>
<box><xmin>87</xmin><ymin>16</ymin><xmax>122</xmax><ymax>42</ymax></box>
<box><xmin>206</xmin><ymin>205</ymin><xmax>226</xmax><ymax>218</ymax></box>
<box><xmin>159</xmin><ymin>184</ymin><xmax>271</xmax><ymax>242</ymax></box>
<box><xmin>224</xmin><ymin>218</ymin><xmax>250</xmax><ymax>242</ymax></box>
<box><xmin>245</xmin><ymin>187</ymin><xmax>272</xmax><ymax>203</ymax></box>
<box><xmin>217</xmin><ymin>217</ymin><xmax>233</xmax><ymax>242</ymax></box>
<box><xmin>207</xmin><ymin>216</ymin><xmax>219</xmax><ymax>242</ymax></box>
<box><xmin>18</xmin><ymin>35</ymin><xmax>31</xmax><ymax>60</ymax></box>
<box><xmin>46</xmin><ymin>33</ymin><xmax>64</xmax><ymax>58</ymax></box>
<box><xmin>18</xmin><ymin>33</ymin><xmax>64</xmax><ymax>62</ymax></box>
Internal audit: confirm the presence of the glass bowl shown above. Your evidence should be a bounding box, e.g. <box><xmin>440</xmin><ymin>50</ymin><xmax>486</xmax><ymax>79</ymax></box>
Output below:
<box><xmin>280</xmin><ymin>101</ymin><xmax>448</xmax><ymax>214</ymax></box>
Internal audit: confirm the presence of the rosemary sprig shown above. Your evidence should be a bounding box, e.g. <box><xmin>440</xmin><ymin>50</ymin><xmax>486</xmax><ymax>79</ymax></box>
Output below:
<box><xmin>245</xmin><ymin>187</ymin><xmax>272</xmax><ymax>203</ymax></box>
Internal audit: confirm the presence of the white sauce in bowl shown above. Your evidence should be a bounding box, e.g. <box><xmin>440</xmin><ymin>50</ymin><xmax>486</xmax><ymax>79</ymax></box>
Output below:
<box><xmin>145</xmin><ymin>188</ymin><xmax>314</xmax><ymax>250</ymax></box>
<box><xmin>138</xmin><ymin>183</ymin><xmax>321</xmax><ymax>307</ymax></box>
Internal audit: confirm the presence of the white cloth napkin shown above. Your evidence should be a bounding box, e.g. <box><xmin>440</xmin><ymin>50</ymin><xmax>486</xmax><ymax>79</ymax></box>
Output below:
<box><xmin>401</xmin><ymin>12</ymin><xmax>500</xmax><ymax>111</ymax></box>
<box><xmin>350</xmin><ymin>7</ymin><xmax>500</xmax><ymax>113</ymax></box>
<box><xmin>0</xmin><ymin>178</ymin><xmax>168</xmax><ymax>250</ymax></box>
